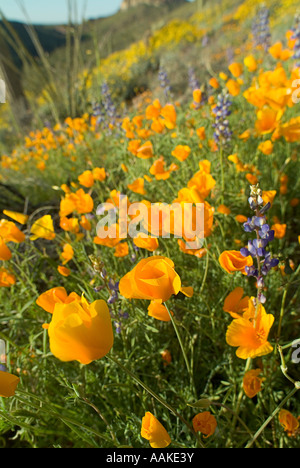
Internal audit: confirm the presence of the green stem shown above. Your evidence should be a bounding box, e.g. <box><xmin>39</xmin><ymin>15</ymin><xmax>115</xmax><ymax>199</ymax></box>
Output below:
<box><xmin>164</xmin><ymin>302</ymin><xmax>196</xmax><ymax>395</ymax></box>
<box><xmin>226</xmin><ymin>357</ymin><xmax>251</xmax><ymax>447</ymax></box>
<box><xmin>245</xmin><ymin>386</ymin><xmax>299</xmax><ymax>448</ymax></box>
<box><xmin>276</xmin><ymin>288</ymin><xmax>288</xmax><ymax>342</ymax></box>
<box><xmin>15</xmin><ymin>390</ymin><xmax>113</xmax><ymax>444</ymax></box>
<box><xmin>106</xmin><ymin>353</ymin><xmax>203</xmax><ymax>446</ymax></box>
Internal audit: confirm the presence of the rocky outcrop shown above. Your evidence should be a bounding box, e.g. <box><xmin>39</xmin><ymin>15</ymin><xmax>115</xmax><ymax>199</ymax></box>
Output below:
<box><xmin>120</xmin><ymin>0</ymin><xmax>184</xmax><ymax>11</ymax></box>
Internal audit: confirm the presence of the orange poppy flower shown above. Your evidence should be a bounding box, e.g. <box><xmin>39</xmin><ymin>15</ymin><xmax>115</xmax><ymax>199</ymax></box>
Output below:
<box><xmin>0</xmin><ymin>239</ymin><xmax>12</xmax><ymax>261</ymax></box>
<box><xmin>114</xmin><ymin>242</ymin><xmax>129</xmax><ymax>258</ymax></box>
<box><xmin>78</xmin><ymin>170</ymin><xmax>94</xmax><ymax>188</ymax></box>
<box><xmin>258</xmin><ymin>140</ymin><xmax>274</xmax><ymax>155</ymax></box>
<box><xmin>171</xmin><ymin>145</ymin><xmax>191</xmax><ymax>162</ymax></box>
<box><xmin>119</xmin><ymin>256</ymin><xmax>182</xmax><ymax>302</ymax></box>
<box><xmin>141</xmin><ymin>412</ymin><xmax>171</xmax><ymax>448</ymax></box>
<box><xmin>244</xmin><ymin>55</ymin><xmax>258</xmax><ymax>72</ymax></box>
<box><xmin>36</xmin><ymin>287</ymin><xmax>81</xmax><ymax>314</ymax></box>
<box><xmin>223</xmin><ymin>287</ymin><xmax>250</xmax><ymax>319</ymax></box>
<box><xmin>217</xmin><ymin>204</ymin><xmax>231</xmax><ymax>215</ymax></box>
<box><xmin>226</xmin><ymin>304</ymin><xmax>274</xmax><ymax>359</ymax></box>
<box><xmin>57</xmin><ymin>266</ymin><xmax>71</xmax><ymax>277</ymax></box>
<box><xmin>262</xmin><ymin>190</ymin><xmax>276</xmax><ymax>206</ymax></box>
<box><xmin>61</xmin><ymin>244</ymin><xmax>74</xmax><ymax>265</ymax></box>
<box><xmin>30</xmin><ymin>215</ymin><xmax>56</xmax><ymax>241</ymax></box>
<box><xmin>243</xmin><ymin>369</ymin><xmax>263</xmax><ymax>398</ymax></box>
<box><xmin>136</xmin><ymin>141</ymin><xmax>154</xmax><ymax>159</ymax></box>
<box><xmin>196</xmin><ymin>126</ymin><xmax>206</xmax><ymax>140</ymax></box>
<box><xmin>0</xmin><ymin>370</ymin><xmax>20</xmax><ymax>397</ymax></box>
<box><xmin>279</xmin><ymin>410</ymin><xmax>299</xmax><ymax>437</ymax></box>
<box><xmin>269</xmin><ymin>42</ymin><xmax>292</xmax><ymax>61</ymax></box>
<box><xmin>0</xmin><ymin>268</ymin><xmax>16</xmax><ymax>288</ymax></box>
<box><xmin>271</xmin><ymin>223</ymin><xmax>286</xmax><ymax>239</ymax></box>
<box><xmin>93</xmin><ymin>167</ymin><xmax>106</xmax><ymax>182</ymax></box>
<box><xmin>133</xmin><ymin>235</ymin><xmax>159</xmax><ymax>252</ymax></box>
<box><xmin>0</xmin><ymin>220</ymin><xmax>26</xmax><ymax>243</ymax></box>
<box><xmin>187</xmin><ymin>170</ymin><xmax>216</xmax><ymax>199</ymax></box>
<box><xmin>219</xmin><ymin>250</ymin><xmax>253</xmax><ymax>275</ymax></box>
<box><xmin>228</xmin><ymin>62</ymin><xmax>243</xmax><ymax>78</ymax></box>
<box><xmin>3</xmin><ymin>211</ymin><xmax>29</xmax><ymax>225</ymax></box>
<box><xmin>127</xmin><ymin>178</ymin><xmax>146</xmax><ymax>195</ymax></box>
<box><xmin>226</xmin><ymin>79</ymin><xmax>240</xmax><ymax>96</ymax></box>
<box><xmin>209</xmin><ymin>77</ymin><xmax>220</xmax><ymax>89</ymax></box>
<box><xmin>160</xmin><ymin>104</ymin><xmax>177</xmax><ymax>129</ymax></box>
<box><xmin>255</xmin><ymin>108</ymin><xmax>283</xmax><ymax>135</ymax></box>
<box><xmin>47</xmin><ymin>297</ymin><xmax>114</xmax><ymax>364</ymax></box>
<box><xmin>192</xmin><ymin>412</ymin><xmax>217</xmax><ymax>438</ymax></box>
<box><xmin>149</xmin><ymin>157</ymin><xmax>171</xmax><ymax>180</ymax></box>
<box><xmin>128</xmin><ymin>139</ymin><xmax>141</xmax><ymax>156</ymax></box>
<box><xmin>147</xmin><ymin>300</ymin><xmax>173</xmax><ymax>322</ymax></box>
<box><xmin>278</xmin><ymin>117</ymin><xmax>300</xmax><ymax>142</ymax></box>
<box><xmin>94</xmin><ymin>223</ymin><xmax>122</xmax><ymax>248</ymax></box>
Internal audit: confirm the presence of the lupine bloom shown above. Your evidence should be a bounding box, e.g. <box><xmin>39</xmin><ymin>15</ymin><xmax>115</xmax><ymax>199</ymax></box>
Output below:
<box><xmin>192</xmin><ymin>412</ymin><xmax>217</xmax><ymax>438</ymax></box>
<box><xmin>158</xmin><ymin>67</ymin><xmax>172</xmax><ymax>99</ymax></box>
<box><xmin>93</xmin><ymin>81</ymin><xmax>121</xmax><ymax>131</ymax></box>
<box><xmin>252</xmin><ymin>5</ymin><xmax>271</xmax><ymax>52</ymax></box>
<box><xmin>141</xmin><ymin>412</ymin><xmax>171</xmax><ymax>448</ymax></box>
<box><xmin>212</xmin><ymin>90</ymin><xmax>232</xmax><ymax>145</ymax></box>
<box><xmin>188</xmin><ymin>66</ymin><xmax>200</xmax><ymax>92</ymax></box>
<box><xmin>292</xmin><ymin>14</ymin><xmax>300</xmax><ymax>68</ymax></box>
<box><xmin>240</xmin><ymin>185</ymin><xmax>279</xmax><ymax>303</ymax></box>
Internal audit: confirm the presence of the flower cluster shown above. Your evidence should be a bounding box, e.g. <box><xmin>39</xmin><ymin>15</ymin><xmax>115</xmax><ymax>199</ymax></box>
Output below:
<box><xmin>93</xmin><ymin>82</ymin><xmax>121</xmax><ymax>131</ymax></box>
<box><xmin>212</xmin><ymin>90</ymin><xmax>232</xmax><ymax>145</ymax></box>
<box><xmin>188</xmin><ymin>66</ymin><xmax>200</xmax><ymax>92</ymax></box>
<box><xmin>292</xmin><ymin>14</ymin><xmax>300</xmax><ymax>68</ymax></box>
<box><xmin>158</xmin><ymin>67</ymin><xmax>172</xmax><ymax>100</ymax></box>
<box><xmin>252</xmin><ymin>5</ymin><xmax>271</xmax><ymax>51</ymax></box>
<box><xmin>240</xmin><ymin>184</ymin><xmax>279</xmax><ymax>304</ymax></box>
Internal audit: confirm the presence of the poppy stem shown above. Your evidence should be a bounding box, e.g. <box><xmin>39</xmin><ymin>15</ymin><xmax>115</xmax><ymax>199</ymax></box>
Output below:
<box><xmin>106</xmin><ymin>353</ymin><xmax>204</xmax><ymax>447</ymax></box>
<box><xmin>245</xmin><ymin>386</ymin><xmax>299</xmax><ymax>448</ymax></box>
<box><xmin>164</xmin><ymin>302</ymin><xmax>196</xmax><ymax>396</ymax></box>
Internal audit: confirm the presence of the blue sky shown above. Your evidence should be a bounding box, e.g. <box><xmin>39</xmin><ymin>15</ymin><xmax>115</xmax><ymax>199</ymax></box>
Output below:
<box><xmin>0</xmin><ymin>0</ymin><xmax>123</xmax><ymax>24</ymax></box>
